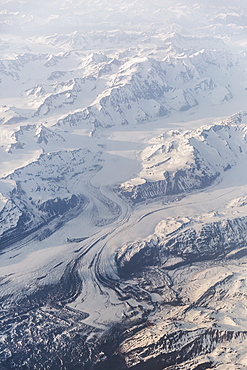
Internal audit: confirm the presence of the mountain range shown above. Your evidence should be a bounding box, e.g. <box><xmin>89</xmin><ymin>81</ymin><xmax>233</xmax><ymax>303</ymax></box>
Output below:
<box><xmin>1</xmin><ymin>1</ymin><xmax>247</xmax><ymax>369</ymax></box>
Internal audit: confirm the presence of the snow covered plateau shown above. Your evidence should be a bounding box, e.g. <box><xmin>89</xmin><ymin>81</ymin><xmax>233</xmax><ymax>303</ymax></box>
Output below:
<box><xmin>1</xmin><ymin>0</ymin><xmax>247</xmax><ymax>369</ymax></box>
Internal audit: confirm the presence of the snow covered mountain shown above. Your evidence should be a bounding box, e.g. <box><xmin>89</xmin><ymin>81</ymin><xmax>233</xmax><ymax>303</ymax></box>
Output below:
<box><xmin>1</xmin><ymin>1</ymin><xmax>247</xmax><ymax>369</ymax></box>
<box><xmin>0</xmin><ymin>148</ymin><xmax>103</xmax><ymax>248</ymax></box>
<box><xmin>120</xmin><ymin>116</ymin><xmax>247</xmax><ymax>202</ymax></box>
<box><xmin>1</xmin><ymin>46</ymin><xmax>245</xmax><ymax>132</ymax></box>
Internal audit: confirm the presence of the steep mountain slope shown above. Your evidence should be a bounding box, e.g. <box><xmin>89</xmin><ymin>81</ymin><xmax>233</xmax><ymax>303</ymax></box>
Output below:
<box><xmin>120</xmin><ymin>117</ymin><xmax>247</xmax><ymax>202</ymax></box>
<box><xmin>0</xmin><ymin>148</ymin><xmax>102</xmax><ymax>248</ymax></box>
<box><xmin>1</xmin><ymin>47</ymin><xmax>245</xmax><ymax>132</ymax></box>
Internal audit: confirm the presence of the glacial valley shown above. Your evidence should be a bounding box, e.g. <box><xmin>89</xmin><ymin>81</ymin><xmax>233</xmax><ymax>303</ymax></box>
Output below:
<box><xmin>1</xmin><ymin>1</ymin><xmax>247</xmax><ymax>369</ymax></box>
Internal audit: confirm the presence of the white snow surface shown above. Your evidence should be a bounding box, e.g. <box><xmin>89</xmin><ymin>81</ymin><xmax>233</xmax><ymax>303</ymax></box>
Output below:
<box><xmin>2</xmin><ymin>1</ymin><xmax>247</xmax><ymax>368</ymax></box>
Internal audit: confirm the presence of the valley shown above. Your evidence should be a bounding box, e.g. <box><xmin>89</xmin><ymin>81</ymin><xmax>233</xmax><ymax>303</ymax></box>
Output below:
<box><xmin>1</xmin><ymin>0</ymin><xmax>247</xmax><ymax>368</ymax></box>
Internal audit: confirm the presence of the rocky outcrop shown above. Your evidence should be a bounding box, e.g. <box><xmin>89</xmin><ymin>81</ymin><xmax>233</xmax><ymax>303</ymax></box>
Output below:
<box><xmin>116</xmin><ymin>216</ymin><xmax>247</xmax><ymax>274</ymax></box>
<box><xmin>120</xmin><ymin>123</ymin><xmax>247</xmax><ymax>203</ymax></box>
<box><xmin>0</xmin><ymin>149</ymin><xmax>102</xmax><ymax>248</ymax></box>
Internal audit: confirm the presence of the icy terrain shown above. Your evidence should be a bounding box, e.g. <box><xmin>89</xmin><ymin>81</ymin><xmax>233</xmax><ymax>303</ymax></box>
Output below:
<box><xmin>1</xmin><ymin>0</ymin><xmax>247</xmax><ymax>369</ymax></box>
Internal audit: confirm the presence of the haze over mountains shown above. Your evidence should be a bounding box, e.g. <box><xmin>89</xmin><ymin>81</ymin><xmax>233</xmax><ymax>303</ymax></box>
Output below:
<box><xmin>1</xmin><ymin>1</ymin><xmax>247</xmax><ymax>369</ymax></box>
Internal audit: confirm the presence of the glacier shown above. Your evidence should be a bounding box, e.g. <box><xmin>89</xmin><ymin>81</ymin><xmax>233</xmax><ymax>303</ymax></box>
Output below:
<box><xmin>1</xmin><ymin>1</ymin><xmax>247</xmax><ymax>369</ymax></box>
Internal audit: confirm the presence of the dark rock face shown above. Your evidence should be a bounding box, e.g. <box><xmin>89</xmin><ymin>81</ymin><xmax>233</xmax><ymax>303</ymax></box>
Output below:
<box><xmin>100</xmin><ymin>216</ymin><xmax>247</xmax><ymax>370</ymax></box>
<box><xmin>115</xmin><ymin>329</ymin><xmax>247</xmax><ymax>370</ymax></box>
<box><xmin>120</xmin><ymin>123</ymin><xmax>247</xmax><ymax>204</ymax></box>
<box><xmin>0</xmin><ymin>148</ymin><xmax>102</xmax><ymax>249</ymax></box>
<box><xmin>121</xmin><ymin>166</ymin><xmax>219</xmax><ymax>203</ymax></box>
<box><xmin>38</xmin><ymin>194</ymin><xmax>81</xmax><ymax>216</ymax></box>
<box><xmin>162</xmin><ymin>218</ymin><xmax>247</xmax><ymax>265</ymax></box>
<box><xmin>116</xmin><ymin>217</ymin><xmax>247</xmax><ymax>275</ymax></box>
<box><xmin>0</xmin><ymin>257</ymin><xmax>97</xmax><ymax>370</ymax></box>
<box><xmin>90</xmin><ymin>320</ymin><xmax>247</xmax><ymax>370</ymax></box>
<box><xmin>0</xmin><ymin>192</ymin><xmax>85</xmax><ymax>250</ymax></box>
<box><xmin>0</xmin><ymin>303</ymin><xmax>98</xmax><ymax>370</ymax></box>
